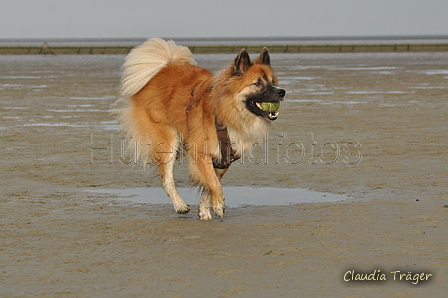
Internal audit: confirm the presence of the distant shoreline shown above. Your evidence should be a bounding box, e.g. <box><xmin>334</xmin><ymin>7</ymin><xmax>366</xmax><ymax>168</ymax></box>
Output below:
<box><xmin>1</xmin><ymin>43</ymin><xmax>448</xmax><ymax>55</ymax></box>
<box><xmin>2</xmin><ymin>35</ymin><xmax>448</xmax><ymax>46</ymax></box>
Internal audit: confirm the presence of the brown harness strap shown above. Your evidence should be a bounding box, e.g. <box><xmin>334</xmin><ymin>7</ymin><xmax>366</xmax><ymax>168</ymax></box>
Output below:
<box><xmin>186</xmin><ymin>89</ymin><xmax>240</xmax><ymax>169</ymax></box>
<box><xmin>213</xmin><ymin>123</ymin><xmax>241</xmax><ymax>169</ymax></box>
<box><xmin>185</xmin><ymin>89</ymin><xmax>195</xmax><ymax>116</ymax></box>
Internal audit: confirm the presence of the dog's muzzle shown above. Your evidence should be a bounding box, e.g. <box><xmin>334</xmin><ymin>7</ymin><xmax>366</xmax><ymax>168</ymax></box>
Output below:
<box><xmin>246</xmin><ymin>85</ymin><xmax>286</xmax><ymax>121</ymax></box>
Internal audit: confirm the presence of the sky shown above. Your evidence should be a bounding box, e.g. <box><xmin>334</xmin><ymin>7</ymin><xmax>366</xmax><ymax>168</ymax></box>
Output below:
<box><xmin>1</xmin><ymin>0</ymin><xmax>447</xmax><ymax>39</ymax></box>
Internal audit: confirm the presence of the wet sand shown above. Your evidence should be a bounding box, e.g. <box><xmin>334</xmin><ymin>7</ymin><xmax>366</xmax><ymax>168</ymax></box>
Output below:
<box><xmin>1</xmin><ymin>52</ymin><xmax>447</xmax><ymax>297</ymax></box>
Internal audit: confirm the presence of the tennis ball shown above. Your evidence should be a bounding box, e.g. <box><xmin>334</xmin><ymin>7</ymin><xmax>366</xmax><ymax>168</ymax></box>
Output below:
<box><xmin>261</xmin><ymin>101</ymin><xmax>280</xmax><ymax>113</ymax></box>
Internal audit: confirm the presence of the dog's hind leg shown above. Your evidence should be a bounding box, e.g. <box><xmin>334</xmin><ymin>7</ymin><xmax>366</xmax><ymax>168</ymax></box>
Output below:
<box><xmin>160</xmin><ymin>160</ymin><xmax>190</xmax><ymax>214</ymax></box>
<box><xmin>156</xmin><ymin>134</ymin><xmax>190</xmax><ymax>214</ymax></box>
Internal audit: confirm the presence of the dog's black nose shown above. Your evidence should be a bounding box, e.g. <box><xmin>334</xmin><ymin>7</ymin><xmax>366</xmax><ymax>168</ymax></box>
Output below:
<box><xmin>277</xmin><ymin>89</ymin><xmax>286</xmax><ymax>98</ymax></box>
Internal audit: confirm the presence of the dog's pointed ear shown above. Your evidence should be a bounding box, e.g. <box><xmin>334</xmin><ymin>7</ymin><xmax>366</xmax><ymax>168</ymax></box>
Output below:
<box><xmin>254</xmin><ymin>47</ymin><xmax>270</xmax><ymax>66</ymax></box>
<box><xmin>233</xmin><ymin>49</ymin><xmax>251</xmax><ymax>74</ymax></box>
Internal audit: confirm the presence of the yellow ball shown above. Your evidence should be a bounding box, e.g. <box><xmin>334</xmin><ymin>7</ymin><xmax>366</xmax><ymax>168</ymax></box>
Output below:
<box><xmin>261</xmin><ymin>101</ymin><xmax>280</xmax><ymax>113</ymax></box>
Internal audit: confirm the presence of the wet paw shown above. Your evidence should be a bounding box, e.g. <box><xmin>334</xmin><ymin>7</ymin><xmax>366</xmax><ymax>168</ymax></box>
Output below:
<box><xmin>198</xmin><ymin>208</ymin><xmax>212</xmax><ymax>220</ymax></box>
<box><xmin>212</xmin><ymin>204</ymin><xmax>225</xmax><ymax>218</ymax></box>
<box><xmin>176</xmin><ymin>204</ymin><xmax>190</xmax><ymax>214</ymax></box>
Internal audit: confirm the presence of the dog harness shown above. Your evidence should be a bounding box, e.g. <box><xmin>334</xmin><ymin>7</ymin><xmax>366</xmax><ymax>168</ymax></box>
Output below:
<box><xmin>186</xmin><ymin>90</ymin><xmax>241</xmax><ymax>169</ymax></box>
<box><xmin>213</xmin><ymin>123</ymin><xmax>241</xmax><ymax>169</ymax></box>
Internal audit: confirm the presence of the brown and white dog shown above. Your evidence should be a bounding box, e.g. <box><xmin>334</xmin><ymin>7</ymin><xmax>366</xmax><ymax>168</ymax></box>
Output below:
<box><xmin>115</xmin><ymin>38</ymin><xmax>285</xmax><ymax>219</ymax></box>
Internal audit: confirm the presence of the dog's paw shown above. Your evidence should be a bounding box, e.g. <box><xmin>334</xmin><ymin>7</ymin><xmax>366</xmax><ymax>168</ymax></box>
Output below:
<box><xmin>212</xmin><ymin>204</ymin><xmax>225</xmax><ymax>218</ymax></box>
<box><xmin>198</xmin><ymin>207</ymin><xmax>212</xmax><ymax>220</ymax></box>
<box><xmin>175</xmin><ymin>204</ymin><xmax>190</xmax><ymax>214</ymax></box>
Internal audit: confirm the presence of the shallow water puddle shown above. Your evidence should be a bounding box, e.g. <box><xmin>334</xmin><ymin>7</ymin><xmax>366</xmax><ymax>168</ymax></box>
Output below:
<box><xmin>87</xmin><ymin>187</ymin><xmax>347</xmax><ymax>207</ymax></box>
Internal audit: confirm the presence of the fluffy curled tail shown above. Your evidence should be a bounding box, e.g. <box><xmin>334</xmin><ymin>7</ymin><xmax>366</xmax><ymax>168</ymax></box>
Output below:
<box><xmin>113</xmin><ymin>38</ymin><xmax>195</xmax><ymax>167</ymax></box>
<box><xmin>119</xmin><ymin>38</ymin><xmax>196</xmax><ymax>98</ymax></box>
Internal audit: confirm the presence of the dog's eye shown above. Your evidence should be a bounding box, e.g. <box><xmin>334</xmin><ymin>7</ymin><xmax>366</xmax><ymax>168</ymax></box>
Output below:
<box><xmin>253</xmin><ymin>81</ymin><xmax>262</xmax><ymax>87</ymax></box>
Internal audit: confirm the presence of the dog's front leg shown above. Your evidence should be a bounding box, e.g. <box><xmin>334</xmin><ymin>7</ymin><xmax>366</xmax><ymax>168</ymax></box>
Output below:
<box><xmin>190</xmin><ymin>159</ymin><xmax>225</xmax><ymax>219</ymax></box>
<box><xmin>199</xmin><ymin>188</ymin><xmax>224</xmax><ymax>220</ymax></box>
<box><xmin>198</xmin><ymin>191</ymin><xmax>212</xmax><ymax>220</ymax></box>
<box><xmin>198</xmin><ymin>167</ymin><xmax>228</xmax><ymax>220</ymax></box>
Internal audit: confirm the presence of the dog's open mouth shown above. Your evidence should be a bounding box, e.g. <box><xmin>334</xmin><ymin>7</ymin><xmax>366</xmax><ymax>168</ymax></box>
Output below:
<box><xmin>251</xmin><ymin>101</ymin><xmax>280</xmax><ymax>120</ymax></box>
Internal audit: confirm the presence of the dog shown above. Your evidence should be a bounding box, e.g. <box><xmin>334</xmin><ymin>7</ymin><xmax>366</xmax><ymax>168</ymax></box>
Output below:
<box><xmin>115</xmin><ymin>38</ymin><xmax>285</xmax><ymax>220</ymax></box>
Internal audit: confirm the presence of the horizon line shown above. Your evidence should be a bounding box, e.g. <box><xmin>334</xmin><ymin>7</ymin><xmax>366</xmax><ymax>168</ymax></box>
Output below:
<box><xmin>2</xmin><ymin>34</ymin><xmax>448</xmax><ymax>41</ymax></box>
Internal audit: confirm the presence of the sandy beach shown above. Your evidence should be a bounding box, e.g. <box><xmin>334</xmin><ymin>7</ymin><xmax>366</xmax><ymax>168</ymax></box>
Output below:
<box><xmin>1</xmin><ymin>52</ymin><xmax>447</xmax><ymax>297</ymax></box>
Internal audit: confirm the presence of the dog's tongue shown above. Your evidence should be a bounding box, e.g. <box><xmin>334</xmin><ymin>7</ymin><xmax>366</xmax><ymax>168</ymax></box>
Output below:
<box><xmin>261</xmin><ymin>101</ymin><xmax>280</xmax><ymax>113</ymax></box>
